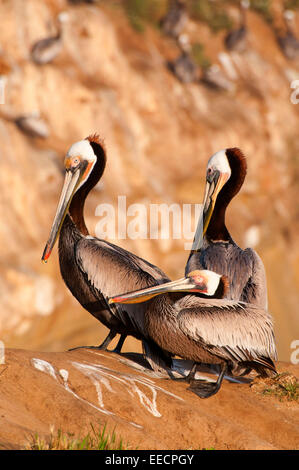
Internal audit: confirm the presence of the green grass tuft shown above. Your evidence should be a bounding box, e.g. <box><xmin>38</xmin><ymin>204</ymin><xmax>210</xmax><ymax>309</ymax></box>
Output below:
<box><xmin>250</xmin><ymin>0</ymin><xmax>273</xmax><ymax>23</ymax></box>
<box><xmin>190</xmin><ymin>0</ymin><xmax>233</xmax><ymax>32</ymax></box>
<box><xmin>191</xmin><ymin>43</ymin><xmax>211</xmax><ymax>69</ymax></box>
<box><xmin>255</xmin><ymin>372</ymin><xmax>299</xmax><ymax>402</ymax></box>
<box><xmin>124</xmin><ymin>0</ymin><xmax>168</xmax><ymax>32</ymax></box>
<box><xmin>25</xmin><ymin>423</ymin><xmax>128</xmax><ymax>450</ymax></box>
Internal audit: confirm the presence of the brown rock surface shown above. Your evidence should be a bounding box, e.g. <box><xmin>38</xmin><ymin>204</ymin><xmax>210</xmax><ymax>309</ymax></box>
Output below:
<box><xmin>0</xmin><ymin>0</ymin><xmax>298</xmax><ymax>362</ymax></box>
<box><xmin>0</xmin><ymin>2</ymin><xmax>299</xmax><ymax>452</ymax></box>
<box><xmin>0</xmin><ymin>349</ymin><xmax>298</xmax><ymax>450</ymax></box>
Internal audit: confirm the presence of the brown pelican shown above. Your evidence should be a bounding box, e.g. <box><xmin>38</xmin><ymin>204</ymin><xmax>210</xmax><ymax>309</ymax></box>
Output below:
<box><xmin>31</xmin><ymin>12</ymin><xmax>68</xmax><ymax>65</ymax></box>
<box><xmin>160</xmin><ymin>0</ymin><xmax>188</xmax><ymax>39</ymax></box>
<box><xmin>42</xmin><ymin>135</ymin><xmax>211</xmax><ymax>370</ymax></box>
<box><xmin>168</xmin><ymin>34</ymin><xmax>199</xmax><ymax>83</ymax></box>
<box><xmin>201</xmin><ymin>64</ymin><xmax>234</xmax><ymax>92</ymax></box>
<box><xmin>15</xmin><ymin>112</ymin><xmax>50</xmax><ymax>139</ymax></box>
<box><xmin>0</xmin><ymin>107</ymin><xmax>50</xmax><ymax>138</ymax></box>
<box><xmin>109</xmin><ymin>271</ymin><xmax>277</xmax><ymax>398</ymax></box>
<box><xmin>186</xmin><ymin>148</ymin><xmax>268</xmax><ymax>311</ymax></box>
<box><xmin>224</xmin><ymin>0</ymin><xmax>249</xmax><ymax>52</ymax></box>
<box><xmin>276</xmin><ymin>10</ymin><xmax>299</xmax><ymax>60</ymax></box>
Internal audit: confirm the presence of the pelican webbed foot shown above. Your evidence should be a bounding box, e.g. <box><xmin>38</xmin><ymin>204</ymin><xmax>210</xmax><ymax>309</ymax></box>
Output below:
<box><xmin>188</xmin><ymin>363</ymin><xmax>227</xmax><ymax>398</ymax></box>
<box><xmin>168</xmin><ymin>362</ymin><xmax>198</xmax><ymax>382</ymax></box>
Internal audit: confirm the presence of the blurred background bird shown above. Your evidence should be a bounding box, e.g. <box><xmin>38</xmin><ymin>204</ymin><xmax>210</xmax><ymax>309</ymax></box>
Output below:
<box><xmin>224</xmin><ymin>0</ymin><xmax>250</xmax><ymax>52</ymax></box>
<box><xmin>160</xmin><ymin>0</ymin><xmax>188</xmax><ymax>39</ymax></box>
<box><xmin>31</xmin><ymin>12</ymin><xmax>69</xmax><ymax>65</ymax></box>
<box><xmin>276</xmin><ymin>9</ymin><xmax>299</xmax><ymax>60</ymax></box>
<box><xmin>168</xmin><ymin>34</ymin><xmax>199</xmax><ymax>83</ymax></box>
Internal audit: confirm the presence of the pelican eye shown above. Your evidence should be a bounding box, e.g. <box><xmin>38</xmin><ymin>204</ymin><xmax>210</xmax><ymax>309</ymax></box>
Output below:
<box><xmin>71</xmin><ymin>156</ymin><xmax>81</xmax><ymax>168</ymax></box>
<box><xmin>65</xmin><ymin>156</ymin><xmax>81</xmax><ymax>171</ymax></box>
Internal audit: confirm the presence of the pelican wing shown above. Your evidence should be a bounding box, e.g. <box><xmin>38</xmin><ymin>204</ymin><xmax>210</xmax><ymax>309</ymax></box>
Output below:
<box><xmin>176</xmin><ymin>297</ymin><xmax>277</xmax><ymax>367</ymax></box>
<box><xmin>185</xmin><ymin>243</ymin><xmax>252</xmax><ymax>296</ymax></box>
<box><xmin>241</xmin><ymin>248</ymin><xmax>268</xmax><ymax>310</ymax></box>
<box><xmin>185</xmin><ymin>244</ymin><xmax>268</xmax><ymax>310</ymax></box>
<box><xmin>75</xmin><ymin>237</ymin><xmax>169</xmax><ymax>334</ymax></box>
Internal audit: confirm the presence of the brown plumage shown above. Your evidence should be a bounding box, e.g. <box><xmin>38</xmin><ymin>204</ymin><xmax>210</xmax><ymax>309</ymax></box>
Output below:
<box><xmin>276</xmin><ymin>10</ymin><xmax>299</xmax><ymax>60</ymax></box>
<box><xmin>186</xmin><ymin>148</ymin><xmax>268</xmax><ymax>311</ymax></box>
<box><xmin>31</xmin><ymin>13</ymin><xmax>68</xmax><ymax>65</ymax></box>
<box><xmin>224</xmin><ymin>0</ymin><xmax>249</xmax><ymax>52</ymax></box>
<box><xmin>15</xmin><ymin>112</ymin><xmax>50</xmax><ymax>139</ymax></box>
<box><xmin>109</xmin><ymin>272</ymin><xmax>277</xmax><ymax>398</ymax></box>
<box><xmin>160</xmin><ymin>0</ymin><xmax>188</xmax><ymax>39</ymax></box>
<box><xmin>201</xmin><ymin>64</ymin><xmax>234</xmax><ymax>92</ymax></box>
<box><xmin>42</xmin><ymin>135</ymin><xmax>177</xmax><ymax>371</ymax></box>
<box><xmin>168</xmin><ymin>35</ymin><xmax>199</xmax><ymax>83</ymax></box>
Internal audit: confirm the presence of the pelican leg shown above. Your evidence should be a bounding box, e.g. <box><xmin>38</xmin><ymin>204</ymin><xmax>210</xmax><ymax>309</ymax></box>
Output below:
<box><xmin>142</xmin><ymin>339</ymin><xmax>173</xmax><ymax>373</ymax></box>
<box><xmin>98</xmin><ymin>330</ymin><xmax>118</xmax><ymax>350</ymax></box>
<box><xmin>68</xmin><ymin>330</ymin><xmax>117</xmax><ymax>352</ymax></box>
<box><xmin>168</xmin><ymin>362</ymin><xmax>198</xmax><ymax>382</ymax></box>
<box><xmin>112</xmin><ymin>334</ymin><xmax>127</xmax><ymax>354</ymax></box>
<box><xmin>188</xmin><ymin>363</ymin><xmax>227</xmax><ymax>399</ymax></box>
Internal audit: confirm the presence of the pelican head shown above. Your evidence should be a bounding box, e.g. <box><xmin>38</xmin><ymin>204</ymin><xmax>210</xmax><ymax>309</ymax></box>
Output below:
<box><xmin>42</xmin><ymin>136</ymin><xmax>102</xmax><ymax>262</ymax></box>
<box><xmin>191</xmin><ymin>147</ymin><xmax>247</xmax><ymax>251</ymax></box>
<box><xmin>201</xmin><ymin>149</ymin><xmax>232</xmax><ymax>237</ymax></box>
<box><xmin>108</xmin><ymin>270</ymin><xmax>228</xmax><ymax>305</ymax></box>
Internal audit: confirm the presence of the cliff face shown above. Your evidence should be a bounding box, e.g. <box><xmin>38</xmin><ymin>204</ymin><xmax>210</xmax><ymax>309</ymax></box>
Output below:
<box><xmin>0</xmin><ymin>0</ymin><xmax>298</xmax><ymax>360</ymax></box>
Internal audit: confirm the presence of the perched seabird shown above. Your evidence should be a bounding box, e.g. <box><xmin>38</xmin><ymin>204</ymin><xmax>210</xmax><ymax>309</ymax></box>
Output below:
<box><xmin>109</xmin><ymin>270</ymin><xmax>277</xmax><ymax>398</ymax></box>
<box><xmin>186</xmin><ymin>148</ymin><xmax>268</xmax><ymax>310</ymax></box>
<box><xmin>224</xmin><ymin>0</ymin><xmax>250</xmax><ymax>52</ymax></box>
<box><xmin>42</xmin><ymin>135</ymin><xmax>185</xmax><ymax>371</ymax></box>
<box><xmin>201</xmin><ymin>64</ymin><xmax>234</xmax><ymax>91</ymax></box>
<box><xmin>276</xmin><ymin>10</ymin><xmax>299</xmax><ymax>60</ymax></box>
<box><xmin>31</xmin><ymin>12</ymin><xmax>68</xmax><ymax>65</ymax></box>
<box><xmin>15</xmin><ymin>112</ymin><xmax>50</xmax><ymax>139</ymax></box>
<box><xmin>168</xmin><ymin>34</ymin><xmax>199</xmax><ymax>83</ymax></box>
<box><xmin>160</xmin><ymin>0</ymin><xmax>188</xmax><ymax>39</ymax></box>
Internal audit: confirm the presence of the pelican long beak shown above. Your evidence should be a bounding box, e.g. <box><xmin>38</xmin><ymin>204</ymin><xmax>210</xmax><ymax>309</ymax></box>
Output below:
<box><xmin>108</xmin><ymin>270</ymin><xmax>222</xmax><ymax>305</ymax></box>
<box><xmin>42</xmin><ymin>168</ymin><xmax>81</xmax><ymax>262</ymax></box>
<box><xmin>192</xmin><ymin>171</ymin><xmax>230</xmax><ymax>251</ymax></box>
<box><xmin>109</xmin><ymin>278</ymin><xmax>196</xmax><ymax>305</ymax></box>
